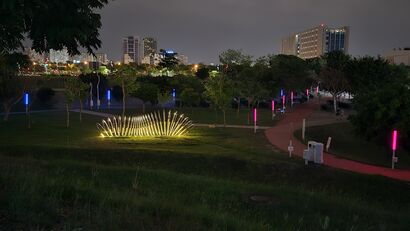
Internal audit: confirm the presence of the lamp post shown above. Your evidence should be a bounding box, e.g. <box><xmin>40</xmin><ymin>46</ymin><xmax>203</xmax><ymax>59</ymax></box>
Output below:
<box><xmin>89</xmin><ymin>83</ymin><xmax>94</xmax><ymax>110</ymax></box>
<box><xmin>253</xmin><ymin>108</ymin><xmax>257</xmax><ymax>133</ymax></box>
<box><xmin>271</xmin><ymin>100</ymin><xmax>275</xmax><ymax>120</ymax></box>
<box><xmin>107</xmin><ymin>89</ymin><xmax>111</xmax><ymax>110</ymax></box>
<box><xmin>291</xmin><ymin>91</ymin><xmax>294</xmax><ymax>107</ymax></box>
<box><xmin>25</xmin><ymin>93</ymin><xmax>30</xmax><ymax>128</ymax></box>
<box><xmin>97</xmin><ymin>73</ymin><xmax>101</xmax><ymax>110</ymax></box>
<box><xmin>282</xmin><ymin>95</ymin><xmax>286</xmax><ymax>110</ymax></box>
<box><xmin>306</xmin><ymin>89</ymin><xmax>309</xmax><ymax>102</ymax></box>
<box><xmin>392</xmin><ymin>130</ymin><xmax>398</xmax><ymax>169</ymax></box>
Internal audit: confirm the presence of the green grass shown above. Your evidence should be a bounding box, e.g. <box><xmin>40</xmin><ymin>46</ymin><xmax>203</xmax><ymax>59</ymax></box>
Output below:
<box><xmin>102</xmin><ymin>107</ymin><xmax>281</xmax><ymax>127</ymax></box>
<box><xmin>0</xmin><ymin>113</ymin><xmax>409</xmax><ymax>230</ymax></box>
<box><xmin>294</xmin><ymin>123</ymin><xmax>410</xmax><ymax>169</ymax></box>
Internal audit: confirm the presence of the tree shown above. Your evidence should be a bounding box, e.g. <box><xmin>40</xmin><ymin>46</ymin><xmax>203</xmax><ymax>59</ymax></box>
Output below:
<box><xmin>204</xmin><ymin>74</ymin><xmax>234</xmax><ymax>126</ymax></box>
<box><xmin>0</xmin><ymin>0</ymin><xmax>108</xmax><ymax>56</ymax></box>
<box><xmin>318</xmin><ymin>68</ymin><xmax>349</xmax><ymax>113</ymax></box>
<box><xmin>132</xmin><ymin>83</ymin><xmax>159</xmax><ymax>113</ymax></box>
<box><xmin>195</xmin><ymin>66</ymin><xmax>210</xmax><ymax>80</ymax></box>
<box><xmin>158</xmin><ymin>49</ymin><xmax>179</xmax><ymax>71</ymax></box>
<box><xmin>347</xmin><ymin>57</ymin><xmax>410</xmax><ymax>150</ymax></box>
<box><xmin>111</xmin><ymin>65</ymin><xmax>139</xmax><ymax>116</ymax></box>
<box><xmin>64</xmin><ymin>78</ymin><xmax>77</xmax><ymax>128</ymax></box>
<box><xmin>318</xmin><ymin>51</ymin><xmax>351</xmax><ymax>113</ymax></box>
<box><xmin>268</xmin><ymin>54</ymin><xmax>312</xmax><ymax>93</ymax></box>
<box><xmin>0</xmin><ymin>53</ymin><xmax>29</xmax><ymax>121</ymax></box>
<box><xmin>180</xmin><ymin>88</ymin><xmax>200</xmax><ymax>108</ymax></box>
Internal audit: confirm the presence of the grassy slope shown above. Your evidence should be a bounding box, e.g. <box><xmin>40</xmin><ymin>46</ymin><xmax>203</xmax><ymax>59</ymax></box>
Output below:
<box><xmin>0</xmin><ymin>112</ymin><xmax>409</xmax><ymax>230</ymax></box>
<box><xmin>294</xmin><ymin>123</ymin><xmax>410</xmax><ymax>169</ymax></box>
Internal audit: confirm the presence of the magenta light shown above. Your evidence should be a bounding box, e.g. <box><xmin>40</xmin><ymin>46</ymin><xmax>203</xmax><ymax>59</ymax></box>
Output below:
<box><xmin>282</xmin><ymin>95</ymin><xmax>286</xmax><ymax>107</ymax></box>
<box><xmin>306</xmin><ymin>89</ymin><xmax>309</xmax><ymax>96</ymax></box>
<box><xmin>253</xmin><ymin>108</ymin><xmax>257</xmax><ymax>123</ymax></box>
<box><xmin>271</xmin><ymin>100</ymin><xmax>275</xmax><ymax>111</ymax></box>
<box><xmin>392</xmin><ymin>130</ymin><xmax>398</xmax><ymax>151</ymax></box>
<box><xmin>316</xmin><ymin>86</ymin><xmax>319</xmax><ymax>94</ymax></box>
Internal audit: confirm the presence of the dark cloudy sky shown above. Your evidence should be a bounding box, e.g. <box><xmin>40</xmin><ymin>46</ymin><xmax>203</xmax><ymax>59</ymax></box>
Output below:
<box><xmin>97</xmin><ymin>0</ymin><xmax>410</xmax><ymax>64</ymax></box>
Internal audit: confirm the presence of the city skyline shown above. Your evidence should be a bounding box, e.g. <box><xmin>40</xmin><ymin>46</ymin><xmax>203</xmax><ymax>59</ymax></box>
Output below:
<box><xmin>96</xmin><ymin>0</ymin><xmax>410</xmax><ymax>63</ymax></box>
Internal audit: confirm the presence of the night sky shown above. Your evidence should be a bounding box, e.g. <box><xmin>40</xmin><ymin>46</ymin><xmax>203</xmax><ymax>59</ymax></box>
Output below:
<box><xmin>98</xmin><ymin>0</ymin><xmax>410</xmax><ymax>64</ymax></box>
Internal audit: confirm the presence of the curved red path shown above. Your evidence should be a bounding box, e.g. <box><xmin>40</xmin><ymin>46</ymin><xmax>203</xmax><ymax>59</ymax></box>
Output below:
<box><xmin>265</xmin><ymin>101</ymin><xmax>410</xmax><ymax>182</ymax></box>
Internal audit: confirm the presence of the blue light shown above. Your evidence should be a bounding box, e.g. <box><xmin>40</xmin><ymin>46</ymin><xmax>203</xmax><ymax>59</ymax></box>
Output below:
<box><xmin>172</xmin><ymin>89</ymin><xmax>176</xmax><ymax>98</ymax></box>
<box><xmin>280</xmin><ymin>89</ymin><xmax>284</xmax><ymax>97</ymax></box>
<box><xmin>24</xmin><ymin>93</ymin><xmax>29</xmax><ymax>105</ymax></box>
<box><xmin>166</xmin><ymin>50</ymin><xmax>175</xmax><ymax>54</ymax></box>
<box><xmin>107</xmin><ymin>90</ymin><xmax>111</xmax><ymax>101</ymax></box>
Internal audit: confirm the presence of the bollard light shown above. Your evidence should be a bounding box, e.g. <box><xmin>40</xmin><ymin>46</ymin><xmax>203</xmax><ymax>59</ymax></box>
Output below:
<box><xmin>107</xmin><ymin>90</ymin><xmax>111</xmax><ymax>101</ymax></box>
<box><xmin>291</xmin><ymin>91</ymin><xmax>294</xmax><ymax>106</ymax></box>
<box><xmin>24</xmin><ymin>93</ymin><xmax>29</xmax><ymax>105</ymax></box>
<box><xmin>282</xmin><ymin>95</ymin><xmax>286</xmax><ymax>108</ymax></box>
<box><xmin>392</xmin><ymin>130</ymin><xmax>397</xmax><ymax>151</ymax></box>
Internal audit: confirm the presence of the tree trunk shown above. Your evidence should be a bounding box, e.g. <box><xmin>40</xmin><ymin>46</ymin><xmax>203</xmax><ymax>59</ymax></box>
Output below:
<box><xmin>3</xmin><ymin>104</ymin><xmax>11</xmax><ymax>121</ymax></box>
<box><xmin>122</xmin><ymin>82</ymin><xmax>126</xmax><ymax>117</ymax></box>
<box><xmin>236</xmin><ymin>98</ymin><xmax>240</xmax><ymax>116</ymax></box>
<box><xmin>66</xmin><ymin>103</ymin><xmax>70</xmax><ymax>128</ymax></box>
<box><xmin>333</xmin><ymin>95</ymin><xmax>338</xmax><ymax>114</ymax></box>
<box><xmin>79</xmin><ymin>99</ymin><xmax>83</xmax><ymax>122</ymax></box>
<box><xmin>223</xmin><ymin>110</ymin><xmax>226</xmax><ymax>127</ymax></box>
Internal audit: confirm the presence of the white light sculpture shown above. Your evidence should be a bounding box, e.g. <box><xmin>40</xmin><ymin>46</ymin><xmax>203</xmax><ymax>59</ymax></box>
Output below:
<box><xmin>97</xmin><ymin>110</ymin><xmax>193</xmax><ymax>138</ymax></box>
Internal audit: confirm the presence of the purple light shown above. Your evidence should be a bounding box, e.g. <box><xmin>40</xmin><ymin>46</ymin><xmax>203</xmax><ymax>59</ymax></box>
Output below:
<box><xmin>253</xmin><ymin>108</ymin><xmax>257</xmax><ymax>123</ymax></box>
<box><xmin>392</xmin><ymin>130</ymin><xmax>398</xmax><ymax>151</ymax></box>
<box><xmin>291</xmin><ymin>91</ymin><xmax>294</xmax><ymax>103</ymax></box>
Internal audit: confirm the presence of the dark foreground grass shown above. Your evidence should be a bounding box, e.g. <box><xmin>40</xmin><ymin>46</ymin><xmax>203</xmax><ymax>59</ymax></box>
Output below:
<box><xmin>294</xmin><ymin>123</ymin><xmax>410</xmax><ymax>169</ymax></box>
<box><xmin>0</xmin><ymin>113</ymin><xmax>409</xmax><ymax>230</ymax></box>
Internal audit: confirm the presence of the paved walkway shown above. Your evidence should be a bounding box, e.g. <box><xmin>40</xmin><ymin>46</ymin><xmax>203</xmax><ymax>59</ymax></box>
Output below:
<box><xmin>265</xmin><ymin>100</ymin><xmax>410</xmax><ymax>182</ymax></box>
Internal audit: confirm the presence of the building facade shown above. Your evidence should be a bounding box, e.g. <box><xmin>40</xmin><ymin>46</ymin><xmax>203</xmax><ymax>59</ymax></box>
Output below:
<box><xmin>384</xmin><ymin>48</ymin><xmax>410</xmax><ymax>66</ymax></box>
<box><xmin>122</xmin><ymin>36</ymin><xmax>141</xmax><ymax>64</ymax></box>
<box><xmin>281</xmin><ymin>25</ymin><xmax>350</xmax><ymax>59</ymax></box>
<box><xmin>49</xmin><ymin>48</ymin><xmax>70</xmax><ymax>63</ymax></box>
<box><xmin>142</xmin><ymin>37</ymin><xmax>157</xmax><ymax>58</ymax></box>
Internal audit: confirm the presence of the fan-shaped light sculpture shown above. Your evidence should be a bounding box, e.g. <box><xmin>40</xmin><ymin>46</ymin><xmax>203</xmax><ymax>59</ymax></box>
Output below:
<box><xmin>97</xmin><ymin>110</ymin><xmax>193</xmax><ymax>138</ymax></box>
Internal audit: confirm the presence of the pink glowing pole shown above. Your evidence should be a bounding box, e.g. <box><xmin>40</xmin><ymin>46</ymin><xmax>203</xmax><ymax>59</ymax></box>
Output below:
<box><xmin>271</xmin><ymin>100</ymin><xmax>275</xmax><ymax>119</ymax></box>
<box><xmin>282</xmin><ymin>95</ymin><xmax>286</xmax><ymax>109</ymax></box>
<box><xmin>291</xmin><ymin>91</ymin><xmax>294</xmax><ymax>107</ymax></box>
<box><xmin>316</xmin><ymin>86</ymin><xmax>319</xmax><ymax>95</ymax></box>
<box><xmin>306</xmin><ymin>89</ymin><xmax>309</xmax><ymax>102</ymax></box>
<box><xmin>253</xmin><ymin>108</ymin><xmax>257</xmax><ymax>133</ymax></box>
<box><xmin>392</xmin><ymin>130</ymin><xmax>398</xmax><ymax>169</ymax></box>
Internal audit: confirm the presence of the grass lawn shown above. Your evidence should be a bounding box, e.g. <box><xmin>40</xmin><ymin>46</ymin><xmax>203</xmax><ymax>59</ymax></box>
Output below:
<box><xmin>294</xmin><ymin>123</ymin><xmax>410</xmax><ymax>169</ymax></box>
<box><xmin>101</xmin><ymin>107</ymin><xmax>281</xmax><ymax>127</ymax></box>
<box><xmin>0</xmin><ymin>112</ymin><xmax>409</xmax><ymax>230</ymax></box>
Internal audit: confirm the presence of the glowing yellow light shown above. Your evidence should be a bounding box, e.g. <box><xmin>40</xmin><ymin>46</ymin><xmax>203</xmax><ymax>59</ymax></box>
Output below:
<box><xmin>96</xmin><ymin>110</ymin><xmax>193</xmax><ymax>138</ymax></box>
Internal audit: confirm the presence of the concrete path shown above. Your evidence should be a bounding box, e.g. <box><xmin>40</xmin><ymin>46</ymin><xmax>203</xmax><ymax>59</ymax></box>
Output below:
<box><xmin>265</xmin><ymin>100</ymin><xmax>410</xmax><ymax>182</ymax></box>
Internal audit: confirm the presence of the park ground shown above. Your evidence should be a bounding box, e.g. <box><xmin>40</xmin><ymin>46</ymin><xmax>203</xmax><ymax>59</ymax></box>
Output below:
<box><xmin>0</xmin><ymin>109</ymin><xmax>409</xmax><ymax>230</ymax></box>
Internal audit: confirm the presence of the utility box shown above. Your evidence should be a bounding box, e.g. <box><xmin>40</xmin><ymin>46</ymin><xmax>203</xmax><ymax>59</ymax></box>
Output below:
<box><xmin>303</xmin><ymin>141</ymin><xmax>324</xmax><ymax>164</ymax></box>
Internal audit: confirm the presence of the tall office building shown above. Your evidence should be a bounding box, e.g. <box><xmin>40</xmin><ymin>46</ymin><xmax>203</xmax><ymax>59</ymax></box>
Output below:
<box><xmin>122</xmin><ymin>36</ymin><xmax>141</xmax><ymax>64</ymax></box>
<box><xmin>143</xmin><ymin>37</ymin><xmax>157</xmax><ymax>58</ymax></box>
<box><xmin>281</xmin><ymin>24</ymin><xmax>350</xmax><ymax>59</ymax></box>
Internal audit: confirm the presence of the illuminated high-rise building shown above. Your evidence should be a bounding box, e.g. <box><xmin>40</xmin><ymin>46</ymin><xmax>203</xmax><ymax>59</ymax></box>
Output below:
<box><xmin>281</xmin><ymin>24</ymin><xmax>350</xmax><ymax>59</ymax></box>
<box><xmin>122</xmin><ymin>36</ymin><xmax>141</xmax><ymax>64</ymax></box>
<box><xmin>143</xmin><ymin>37</ymin><xmax>157</xmax><ymax>58</ymax></box>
